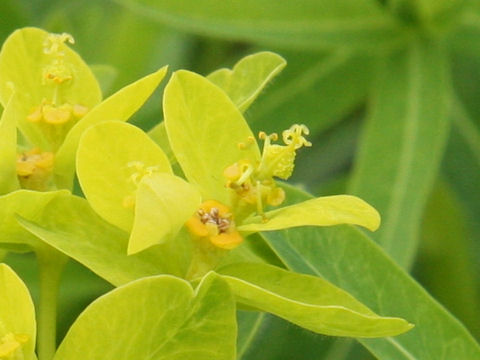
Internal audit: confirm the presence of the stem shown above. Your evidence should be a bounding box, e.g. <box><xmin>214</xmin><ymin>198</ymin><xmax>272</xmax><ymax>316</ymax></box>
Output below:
<box><xmin>36</xmin><ymin>248</ymin><xmax>66</xmax><ymax>360</ymax></box>
<box><xmin>185</xmin><ymin>239</ymin><xmax>226</xmax><ymax>281</ymax></box>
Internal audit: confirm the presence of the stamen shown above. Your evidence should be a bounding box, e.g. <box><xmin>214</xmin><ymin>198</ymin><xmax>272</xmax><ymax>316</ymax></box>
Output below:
<box><xmin>237</xmin><ymin>135</ymin><xmax>256</xmax><ymax>150</ymax></box>
<box><xmin>186</xmin><ymin>200</ymin><xmax>243</xmax><ymax>249</ymax></box>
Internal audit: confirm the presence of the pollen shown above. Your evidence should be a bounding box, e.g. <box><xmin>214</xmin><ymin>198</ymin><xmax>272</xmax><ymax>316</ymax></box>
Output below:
<box><xmin>186</xmin><ymin>200</ymin><xmax>243</xmax><ymax>250</ymax></box>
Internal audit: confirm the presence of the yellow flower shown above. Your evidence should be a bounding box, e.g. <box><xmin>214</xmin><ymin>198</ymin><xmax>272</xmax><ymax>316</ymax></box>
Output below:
<box><xmin>77</xmin><ymin>69</ymin><xmax>380</xmax><ymax>278</ymax></box>
<box><xmin>162</xmin><ymin>70</ymin><xmax>380</xmax><ymax>254</ymax></box>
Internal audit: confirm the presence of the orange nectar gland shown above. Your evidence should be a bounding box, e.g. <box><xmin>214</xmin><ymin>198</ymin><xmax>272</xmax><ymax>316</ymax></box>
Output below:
<box><xmin>186</xmin><ymin>200</ymin><xmax>243</xmax><ymax>250</ymax></box>
<box><xmin>27</xmin><ymin>101</ymin><xmax>88</xmax><ymax>125</ymax></box>
<box><xmin>0</xmin><ymin>333</ymin><xmax>29</xmax><ymax>358</ymax></box>
<box><xmin>224</xmin><ymin>124</ymin><xmax>311</xmax><ymax>215</ymax></box>
<box><xmin>16</xmin><ymin>148</ymin><xmax>54</xmax><ymax>190</ymax></box>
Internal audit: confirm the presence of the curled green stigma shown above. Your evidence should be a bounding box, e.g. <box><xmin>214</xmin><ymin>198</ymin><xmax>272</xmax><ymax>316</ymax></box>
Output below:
<box><xmin>257</xmin><ymin>124</ymin><xmax>311</xmax><ymax>180</ymax></box>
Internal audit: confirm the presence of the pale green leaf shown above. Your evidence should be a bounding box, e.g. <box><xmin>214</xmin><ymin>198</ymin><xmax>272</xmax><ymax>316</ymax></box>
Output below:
<box><xmin>0</xmin><ymin>27</ymin><xmax>101</xmax><ymax>150</ymax></box>
<box><xmin>349</xmin><ymin>39</ymin><xmax>450</xmax><ymax>268</ymax></box>
<box><xmin>262</xmin><ymin>184</ymin><xmax>480</xmax><ymax>359</ymax></box>
<box><xmin>17</xmin><ymin>194</ymin><xmax>191</xmax><ymax>284</ymax></box>
<box><xmin>207</xmin><ymin>51</ymin><xmax>286</xmax><ymax>112</ymax></box>
<box><xmin>128</xmin><ymin>173</ymin><xmax>201</xmax><ymax>254</ymax></box>
<box><xmin>164</xmin><ymin>70</ymin><xmax>260</xmax><ymax>204</ymax></box>
<box><xmin>0</xmin><ymin>95</ymin><xmax>20</xmax><ymax>194</ymax></box>
<box><xmin>117</xmin><ymin>0</ymin><xmax>407</xmax><ymax>51</ymax></box>
<box><xmin>55</xmin><ymin>66</ymin><xmax>168</xmax><ymax>190</ymax></box>
<box><xmin>0</xmin><ymin>264</ymin><xmax>36</xmax><ymax>360</ymax></box>
<box><xmin>239</xmin><ymin>195</ymin><xmax>380</xmax><ymax>233</ymax></box>
<box><xmin>77</xmin><ymin>121</ymin><xmax>171</xmax><ymax>232</ymax></box>
<box><xmin>0</xmin><ymin>190</ymin><xmax>68</xmax><ymax>252</ymax></box>
<box><xmin>54</xmin><ymin>273</ymin><xmax>236</xmax><ymax>360</ymax></box>
<box><xmin>218</xmin><ymin>263</ymin><xmax>411</xmax><ymax>338</ymax></box>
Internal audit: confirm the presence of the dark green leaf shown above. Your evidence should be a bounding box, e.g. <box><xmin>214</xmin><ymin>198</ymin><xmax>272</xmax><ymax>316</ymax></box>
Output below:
<box><xmin>262</xmin><ymin>184</ymin><xmax>480</xmax><ymax>359</ymax></box>
<box><xmin>115</xmin><ymin>0</ymin><xmax>407</xmax><ymax>51</ymax></box>
<box><xmin>349</xmin><ymin>39</ymin><xmax>451</xmax><ymax>268</ymax></box>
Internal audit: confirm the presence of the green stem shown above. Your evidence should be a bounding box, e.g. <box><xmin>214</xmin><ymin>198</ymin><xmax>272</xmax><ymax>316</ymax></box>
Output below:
<box><xmin>185</xmin><ymin>239</ymin><xmax>227</xmax><ymax>281</ymax></box>
<box><xmin>36</xmin><ymin>248</ymin><xmax>66</xmax><ymax>360</ymax></box>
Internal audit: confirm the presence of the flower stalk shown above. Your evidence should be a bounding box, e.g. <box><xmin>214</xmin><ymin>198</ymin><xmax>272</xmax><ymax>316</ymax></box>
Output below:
<box><xmin>36</xmin><ymin>247</ymin><xmax>67</xmax><ymax>360</ymax></box>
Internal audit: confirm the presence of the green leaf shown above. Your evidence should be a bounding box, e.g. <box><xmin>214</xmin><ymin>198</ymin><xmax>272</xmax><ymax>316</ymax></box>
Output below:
<box><xmin>237</xmin><ymin>311</ymin><xmax>344</xmax><ymax>360</ymax></box>
<box><xmin>18</xmin><ymin>194</ymin><xmax>191</xmax><ymax>284</ymax></box>
<box><xmin>129</xmin><ymin>173</ymin><xmax>201</xmax><ymax>254</ymax></box>
<box><xmin>0</xmin><ymin>95</ymin><xmax>20</xmax><ymax>194</ymax></box>
<box><xmin>207</xmin><ymin>51</ymin><xmax>286</xmax><ymax>112</ymax></box>
<box><xmin>449</xmin><ymin>8</ymin><xmax>480</xmax><ymax>55</ymax></box>
<box><xmin>148</xmin><ymin>121</ymin><xmax>176</xmax><ymax>163</ymax></box>
<box><xmin>218</xmin><ymin>263</ymin><xmax>412</xmax><ymax>338</ymax></box>
<box><xmin>0</xmin><ymin>27</ymin><xmax>102</xmax><ymax>150</ymax></box>
<box><xmin>76</xmin><ymin>121</ymin><xmax>171</xmax><ymax>232</ymax></box>
<box><xmin>262</xmin><ymin>184</ymin><xmax>480</xmax><ymax>359</ymax></box>
<box><xmin>451</xmin><ymin>96</ymin><xmax>480</xmax><ymax>168</ymax></box>
<box><xmin>239</xmin><ymin>195</ymin><xmax>380</xmax><ymax>233</ymax></box>
<box><xmin>416</xmin><ymin>181</ymin><xmax>480</xmax><ymax>338</ymax></box>
<box><xmin>54</xmin><ymin>66</ymin><xmax>168</xmax><ymax>190</ymax></box>
<box><xmin>0</xmin><ymin>190</ymin><xmax>68</xmax><ymax>252</ymax></box>
<box><xmin>89</xmin><ymin>64</ymin><xmax>118</xmax><ymax>96</ymax></box>
<box><xmin>164</xmin><ymin>70</ymin><xmax>260</xmax><ymax>205</ymax></box>
<box><xmin>349</xmin><ymin>39</ymin><xmax>450</xmax><ymax>268</ymax></box>
<box><xmin>248</xmin><ymin>50</ymin><xmax>374</xmax><ymax>135</ymax></box>
<box><xmin>390</xmin><ymin>0</ymin><xmax>465</xmax><ymax>26</ymax></box>
<box><xmin>53</xmin><ymin>273</ymin><xmax>236</xmax><ymax>360</ymax></box>
<box><xmin>117</xmin><ymin>0</ymin><xmax>407</xmax><ymax>51</ymax></box>
<box><xmin>0</xmin><ymin>264</ymin><xmax>36</xmax><ymax>360</ymax></box>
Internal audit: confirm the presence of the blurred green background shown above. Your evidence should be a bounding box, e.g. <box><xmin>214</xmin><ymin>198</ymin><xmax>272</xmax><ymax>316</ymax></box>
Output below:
<box><xmin>1</xmin><ymin>0</ymin><xmax>480</xmax><ymax>359</ymax></box>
